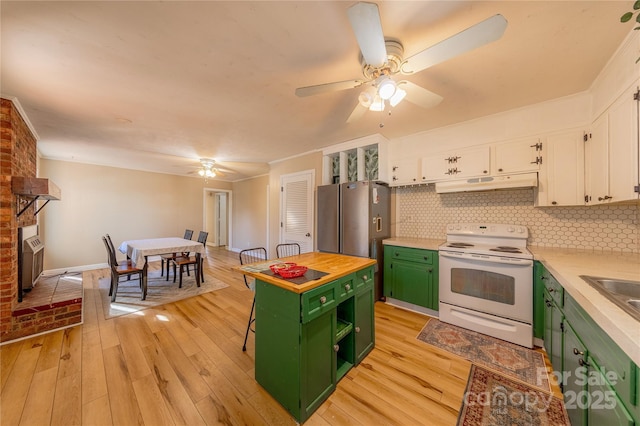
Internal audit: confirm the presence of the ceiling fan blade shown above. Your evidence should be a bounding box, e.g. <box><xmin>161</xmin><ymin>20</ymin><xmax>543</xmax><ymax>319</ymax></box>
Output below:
<box><xmin>346</xmin><ymin>103</ymin><xmax>368</xmax><ymax>123</ymax></box>
<box><xmin>295</xmin><ymin>79</ymin><xmax>365</xmax><ymax>97</ymax></box>
<box><xmin>401</xmin><ymin>14</ymin><xmax>508</xmax><ymax>75</ymax></box>
<box><xmin>347</xmin><ymin>2</ymin><xmax>388</xmax><ymax>68</ymax></box>
<box><xmin>399</xmin><ymin>81</ymin><xmax>443</xmax><ymax>109</ymax></box>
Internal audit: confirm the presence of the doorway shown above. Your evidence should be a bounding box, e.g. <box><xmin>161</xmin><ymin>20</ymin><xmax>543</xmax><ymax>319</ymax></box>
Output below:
<box><xmin>204</xmin><ymin>189</ymin><xmax>232</xmax><ymax>247</ymax></box>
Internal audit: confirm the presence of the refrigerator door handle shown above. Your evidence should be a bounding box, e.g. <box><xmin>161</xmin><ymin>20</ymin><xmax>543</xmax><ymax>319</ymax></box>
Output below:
<box><xmin>376</xmin><ymin>216</ymin><xmax>382</xmax><ymax>232</ymax></box>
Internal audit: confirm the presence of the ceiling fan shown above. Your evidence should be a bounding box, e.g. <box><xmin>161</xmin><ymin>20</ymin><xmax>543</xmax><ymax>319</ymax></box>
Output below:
<box><xmin>295</xmin><ymin>2</ymin><xmax>508</xmax><ymax>123</ymax></box>
<box><xmin>191</xmin><ymin>158</ymin><xmax>234</xmax><ymax>178</ymax></box>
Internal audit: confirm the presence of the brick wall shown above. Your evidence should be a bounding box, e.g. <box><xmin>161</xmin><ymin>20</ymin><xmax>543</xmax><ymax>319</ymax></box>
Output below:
<box><xmin>0</xmin><ymin>98</ymin><xmax>80</xmax><ymax>342</ymax></box>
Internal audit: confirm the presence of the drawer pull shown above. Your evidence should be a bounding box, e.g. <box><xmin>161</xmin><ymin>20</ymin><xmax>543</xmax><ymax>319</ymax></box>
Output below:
<box><xmin>573</xmin><ymin>347</ymin><xmax>584</xmax><ymax>356</ymax></box>
<box><xmin>578</xmin><ymin>358</ymin><xmax>590</xmax><ymax>367</ymax></box>
<box><xmin>355</xmin><ymin>326</ymin><xmax>361</xmax><ymax>333</ymax></box>
<box><xmin>548</xmin><ymin>288</ymin><xmax>555</xmax><ymax>293</ymax></box>
<box><xmin>333</xmin><ymin>344</ymin><xmax>339</xmax><ymax>352</ymax></box>
<box><xmin>320</xmin><ymin>296</ymin><xmax>327</xmax><ymax>304</ymax></box>
<box><xmin>344</xmin><ymin>284</ymin><xmax>351</xmax><ymax>291</ymax></box>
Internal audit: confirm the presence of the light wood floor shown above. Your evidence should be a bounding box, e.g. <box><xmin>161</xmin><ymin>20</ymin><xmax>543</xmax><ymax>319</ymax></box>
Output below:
<box><xmin>1</xmin><ymin>247</ymin><xmax>559</xmax><ymax>425</ymax></box>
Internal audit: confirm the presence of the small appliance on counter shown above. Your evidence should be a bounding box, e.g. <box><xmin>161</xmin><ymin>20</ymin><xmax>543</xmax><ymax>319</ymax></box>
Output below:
<box><xmin>317</xmin><ymin>181</ymin><xmax>390</xmax><ymax>300</ymax></box>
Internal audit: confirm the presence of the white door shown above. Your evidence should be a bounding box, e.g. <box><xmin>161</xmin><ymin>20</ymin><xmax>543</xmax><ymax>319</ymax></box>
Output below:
<box><xmin>216</xmin><ymin>193</ymin><xmax>228</xmax><ymax>246</ymax></box>
<box><xmin>280</xmin><ymin>170</ymin><xmax>314</xmax><ymax>253</ymax></box>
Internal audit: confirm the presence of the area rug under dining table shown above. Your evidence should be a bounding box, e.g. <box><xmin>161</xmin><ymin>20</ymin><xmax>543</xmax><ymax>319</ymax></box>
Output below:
<box><xmin>98</xmin><ymin>266</ymin><xmax>228</xmax><ymax>319</ymax></box>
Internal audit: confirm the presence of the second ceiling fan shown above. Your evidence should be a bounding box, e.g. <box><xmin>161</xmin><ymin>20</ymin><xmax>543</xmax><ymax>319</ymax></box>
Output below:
<box><xmin>295</xmin><ymin>2</ymin><xmax>508</xmax><ymax>123</ymax></box>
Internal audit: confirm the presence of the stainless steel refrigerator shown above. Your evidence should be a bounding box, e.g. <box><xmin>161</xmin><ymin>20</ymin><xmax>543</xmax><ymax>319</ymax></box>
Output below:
<box><xmin>317</xmin><ymin>181</ymin><xmax>390</xmax><ymax>300</ymax></box>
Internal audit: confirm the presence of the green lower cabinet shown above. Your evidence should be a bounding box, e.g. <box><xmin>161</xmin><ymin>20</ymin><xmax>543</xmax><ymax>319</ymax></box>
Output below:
<box><xmin>563</xmin><ymin>321</ymin><xmax>588</xmax><ymax>426</ymax></box>
<box><xmin>354</xmin><ymin>281</ymin><xmax>374</xmax><ymax>363</ymax></box>
<box><xmin>383</xmin><ymin>246</ymin><xmax>438</xmax><ymax>310</ymax></box>
<box><xmin>543</xmin><ymin>289</ymin><xmax>564</xmax><ymax>373</ymax></box>
<box><xmin>255</xmin><ymin>268</ymin><xmax>375</xmax><ymax>423</ymax></box>
<box><xmin>538</xmin><ymin>262</ymin><xmax>639</xmax><ymax>426</ymax></box>
<box><xmin>301</xmin><ymin>309</ymin><xmax>336</xmax><ymax>419</ymax></box>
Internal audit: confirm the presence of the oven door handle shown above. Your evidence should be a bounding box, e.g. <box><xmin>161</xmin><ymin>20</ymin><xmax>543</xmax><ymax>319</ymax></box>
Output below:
<box><xmin>439</xmin><ymin>251</ymin><xmax>533</xmax><ymax>266</ymax></box>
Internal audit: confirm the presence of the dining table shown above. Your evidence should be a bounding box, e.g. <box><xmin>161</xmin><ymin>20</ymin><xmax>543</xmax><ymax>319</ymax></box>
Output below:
<box><xmin>118</xmin><ymin>237</ymin><xmax>205</xmax><ymax>299</ymax></box>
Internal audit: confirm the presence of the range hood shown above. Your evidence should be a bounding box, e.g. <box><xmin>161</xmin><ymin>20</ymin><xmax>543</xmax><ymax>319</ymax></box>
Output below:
<box><xmin>435</xmin><ymin>172</ymin><xmax>538</xmax><ymax>194</ymax></box>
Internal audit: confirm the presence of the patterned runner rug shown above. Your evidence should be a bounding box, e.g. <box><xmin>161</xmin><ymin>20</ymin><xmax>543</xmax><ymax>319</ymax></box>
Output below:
<box><xmin>458</xmin><ymin>365</ymin><xmax>570</xmax><ymax>425</ymax></box>
<box><xmin>98</xmin><ymin>266</ymin><xmax>229</xmax><ymax>319</ymax></box>
<box><xmin>417</xmin><ymin>318</ymin><xmax>550</xmax><ymax>392</ymax></box>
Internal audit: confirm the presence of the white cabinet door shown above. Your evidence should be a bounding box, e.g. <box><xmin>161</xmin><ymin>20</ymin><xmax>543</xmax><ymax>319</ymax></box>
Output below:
<box><xmin>389</xmin><ymin>157</ymin><xmax>420</xmax><ymax>186</ymax></box>
<box><xmin>585</xmin><ymin>83</ymin><xmax>639</xmax><ymax>205</ymax></box>
<box><xmin>455</xmin><ymin>147</ymin><xmax>491</xmax><ymax>178</ymax></box>
<box><xmin>420</xmin><ymin>153</ymin><xmax>450</xmax><ymax>182</ymax></box>
<box><xmin>421</xmin><ymin>146</ymin><xmax>490</xmax><ymax>182</ymax></box>
<box><xmin>494</xmin><ymin>138</ymin><xmax>542</xmax><ymax>174</ymax></box>
<box><xmin>608</xmin><ymin>84</ymin><xmax>639</xmax><ymax>202</ymax></box>
<box><xmin>538</xmin><ymin>130</ymin><xmax>585</xmax><ymax>206</ymax></box>
<box><xmin>585</xmin><ymin>113</ymin><xmax>610</xmax><ymax>205</ymax></box>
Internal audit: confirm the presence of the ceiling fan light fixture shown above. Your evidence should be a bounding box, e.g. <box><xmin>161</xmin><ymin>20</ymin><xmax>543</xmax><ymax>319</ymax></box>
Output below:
<box><xmin>369</xmin><ymin>94</ymin><xmax>385</xmax><ymax>112</ymax></box>
<box><xmin>389</xmin><ymin>88</ymin><xmax>406</xmax><ymax>107</ymax></box>
<box><xmin>358</xmin><ymin>89</ymin><xmax>375</xmax><ymax>108</ymax></box>
<box><xmin>377</xmin><ymin>76</ymin><xmax>396</xmax><ymax>100</ymax></box>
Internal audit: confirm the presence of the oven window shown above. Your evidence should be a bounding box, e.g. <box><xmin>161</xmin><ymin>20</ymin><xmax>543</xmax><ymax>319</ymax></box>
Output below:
<box><xmin>450</xmin><ymin>268</ymin><xmax>515</xmax><ymax>305</ymax></box>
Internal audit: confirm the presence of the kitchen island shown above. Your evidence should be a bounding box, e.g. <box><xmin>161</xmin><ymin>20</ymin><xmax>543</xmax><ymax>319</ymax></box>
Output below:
<box><xmin>234</xmin><ymin>252</ymin><xmax>377</xmax><ymax>423</ymax></box>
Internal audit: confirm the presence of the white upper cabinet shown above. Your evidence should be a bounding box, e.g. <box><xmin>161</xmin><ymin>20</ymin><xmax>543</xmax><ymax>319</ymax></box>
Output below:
<box><xmin>585</xmin><ymin>82</ymin><xmax>639</xmax><ymax>205</ymax></box>
<box><xmin>536</xmin><ymin>130</ymin><xmax>585</xmax><ymax>207</ymax></box>
<box><xmin>493</xmin><ymin>138</ymin><xmax>543</xmax><ymax>174</ymax></box>
<box><xmin>389</xmin><ymin>158</ymin><xmax>421</xmax><ymax>186</ymax></box>
<box><xmin>420</xmin><ymin>146</ymin><xmax>490</xmax><ymax>182</ymax></box>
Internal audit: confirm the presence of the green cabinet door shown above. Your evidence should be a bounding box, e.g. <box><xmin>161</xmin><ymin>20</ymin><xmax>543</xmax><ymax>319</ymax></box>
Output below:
<box><xmin>301</xmin><ymin>309</ymin><xmax>336</xmax><ymax>421</ymax></box>
<box><xmin>533</xmin><ymin>261</ymin><xmax>546</xmax><ymax>339</ymax></box>
<box><xmin>563</xmin><ymin>321</ymin><xmax>587</xmax><ymax>426</ymax></box>
<box><xmin>354</xmin><ymin>282</ymin><xmax>374</xmax><ymax>364</ymax></box>
<box><xmin>388</xmin><ymin>259</ymin><xmax>432</xmax><ymax>308</ymax></box>
<box><xmin>587</xmin><ymin>356</ymin><xmax>635</xmax><ymax>426</ymax></box>
<box><xmin>543</xmin><ymin>289</ymin><xmax>563</xmax><ymax>373</ymax></box>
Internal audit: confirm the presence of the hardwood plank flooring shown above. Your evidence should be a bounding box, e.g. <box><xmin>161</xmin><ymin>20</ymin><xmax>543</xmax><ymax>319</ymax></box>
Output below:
<box><xmin>0</xmin><ymin>247</ymin><xmax>560</xmax><ymax>425</ymax></box>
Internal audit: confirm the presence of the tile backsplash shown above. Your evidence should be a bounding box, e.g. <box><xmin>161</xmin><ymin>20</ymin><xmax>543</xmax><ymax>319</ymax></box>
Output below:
<box><xmin>395</xmin><ymin>185</ymin><xmax>639</xmax><ymax>253</ymax></box>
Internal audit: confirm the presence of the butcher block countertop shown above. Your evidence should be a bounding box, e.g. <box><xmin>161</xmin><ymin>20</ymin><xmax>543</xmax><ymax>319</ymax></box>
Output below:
<box><xmin>232</xmin><ymin>252</ymin><xmax>376</xmax><ymax>294</ymax></box>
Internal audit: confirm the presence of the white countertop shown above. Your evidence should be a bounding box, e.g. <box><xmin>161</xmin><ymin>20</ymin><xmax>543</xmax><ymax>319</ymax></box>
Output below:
<box><xmin>383</xmin><ymin>238</ymin><xmax>640</xmax><ymax>365</ymax></box>
<box><xmin>529</xmin><ymin>247</ymin><xmax>640</xmax><ymax>366</ymax></box>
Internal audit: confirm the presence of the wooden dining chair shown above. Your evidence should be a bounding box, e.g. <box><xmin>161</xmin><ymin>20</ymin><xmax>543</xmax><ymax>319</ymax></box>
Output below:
<box><xmin>239</xmin><ymin>247</ymin><xmax>267</xmax><ymax>352</ymax></box>
<box><xmin>276</xmin><ymin>243</ymin><xmax>301</xmax><ymax>258</ymax></box>
<box><xmin>171</xmin><ymin>231</ymin><xmax>208</xmax><ymax>288</ymax></box>
<box><xmin>161</xmin><ymin>229</ymin><xmax>194</xmax><ymax>279</ymax></box>
<box><xmin>102</xmin><ymin>236</ymin><xmax>144</xmax><ymax>302</ymax></box>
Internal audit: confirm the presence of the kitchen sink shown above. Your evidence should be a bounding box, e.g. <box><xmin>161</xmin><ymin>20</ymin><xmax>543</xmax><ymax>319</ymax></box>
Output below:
<box><xmin>580</xmin><ymin>276</ymin><xmax>640</xmax><ymax>321</ymax></box>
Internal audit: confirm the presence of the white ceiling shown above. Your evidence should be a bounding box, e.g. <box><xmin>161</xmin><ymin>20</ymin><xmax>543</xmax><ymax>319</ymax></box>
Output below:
<box><xmin>1</xmin><ymin>1</ymin><xmax>633</xmax><ymax>181</ymax></box>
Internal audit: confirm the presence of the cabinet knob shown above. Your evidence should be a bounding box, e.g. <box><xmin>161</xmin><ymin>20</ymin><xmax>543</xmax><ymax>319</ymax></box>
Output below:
<box><xmin>427</xmin><ymin>269</ymin><xmax>433</xmax><ymax>273</ymax></box>
<box><xmin>578</xmin><ymin>358</ymin><xmax>590</xmax><ymax>367</ymax></box>
<box><xmin>598</xmin><ymin>195</ymin><xmax>612</xmax><ymax>201</ymax></box>
<box><xmin>545</xmin><ymin>300</ymin><xmax>552</xmax><ymax>307</ymax></box>
<box><xmin>344</xmin><ymin>284</ymin><xmax>351</xmax><ymax>291</ymax></box>
<box><xmin>548</xmin><ymin>288</ymin><xmax>555</xmax><ymax>293</ymax></box>
<box><xmin>320</xmin><ymin>296</ymin><xmax>327</xmax><ymax>304</ymax></box>
<box><xmin>551</xmin><ymin>201</ymin><xmax>557</xmax><ymax>205</ymax></box>
<box><xmin>355</xmin><ymin>327</ymin><xmax>361</xmax><ymax>333</ymax></box>
<box><xmin>572</xmin><ymin>347</ymin><xmax>584</xmax><ymax>356</ymax></box>
<box><xmin>540</xmin><ymin>276</ymin><xmax>547</xmax><ymax>280</ymax></box>
<box><xmin>498</xmin><ymin>168</ymin><xmax>503</xmax><ymax>172</ymax></box>
<box><xmin>362</xmin><ymin>275</ymin><xmax>368</xmax><ymax>281</ymax></box>
<box><xmin>333</xmin><ymin>344</ymin><xmax>339</xmax><ymax>352</ymax></box>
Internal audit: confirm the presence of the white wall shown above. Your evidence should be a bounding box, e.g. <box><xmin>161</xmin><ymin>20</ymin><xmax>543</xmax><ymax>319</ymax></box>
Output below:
<box><xmin>39</xmin><ymin>159</ymin><xmax>231</xmax><ymax>270</ymax></box>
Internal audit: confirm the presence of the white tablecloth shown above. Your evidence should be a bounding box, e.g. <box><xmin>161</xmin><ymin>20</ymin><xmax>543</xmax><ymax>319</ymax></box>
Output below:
<box><xmin>118</xmin><ymin>237</ymin><xmax>205</xmax><ymax>267</ymax></box>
